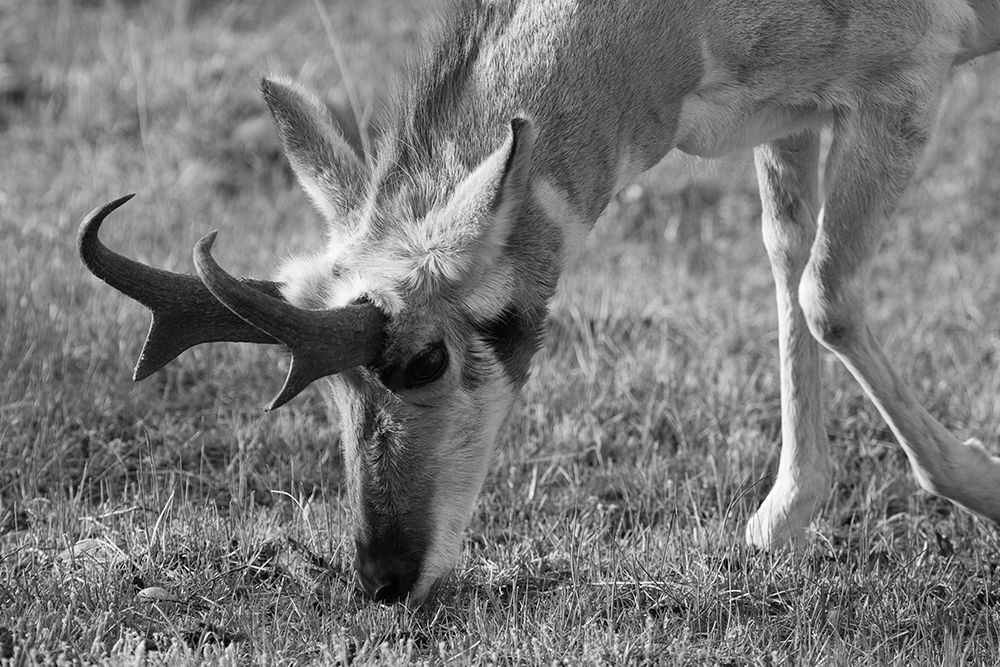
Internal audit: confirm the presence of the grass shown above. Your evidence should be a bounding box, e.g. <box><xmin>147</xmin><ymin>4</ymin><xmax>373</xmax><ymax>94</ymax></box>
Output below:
<box><xmin>2</xmin><ymin>0</ymin><xmax>1000</xmax><ymax>663</ymax></box>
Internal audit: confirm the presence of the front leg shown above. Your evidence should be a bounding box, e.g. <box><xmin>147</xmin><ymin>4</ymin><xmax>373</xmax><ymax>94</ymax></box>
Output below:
<box><xmin>746</xmin><ymin>130</ymin><xmax>832</xmax><ymax>549</ymax></box>
<box><xmin>800</xmin><ymin>85</ymin><xmax>1000</xmax><ymax>523</ymax></box>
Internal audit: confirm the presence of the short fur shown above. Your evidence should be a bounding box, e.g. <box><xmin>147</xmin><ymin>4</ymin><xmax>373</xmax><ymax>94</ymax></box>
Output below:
<box><xmin>266</xmin><ymin>0</ymin><xmax>1000</xmax><ymax>601</ymax></box>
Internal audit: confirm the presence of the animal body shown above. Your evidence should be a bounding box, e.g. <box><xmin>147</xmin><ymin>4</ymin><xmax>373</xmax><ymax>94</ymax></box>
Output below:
<box><xmin>79</xmin><ymin>0</ymin><xmax>1000</xmax><ymax>603</ymax></box>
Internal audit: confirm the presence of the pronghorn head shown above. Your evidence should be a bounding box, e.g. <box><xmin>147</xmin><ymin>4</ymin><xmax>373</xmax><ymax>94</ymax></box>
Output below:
<box><xmin>263</xmin><ymin>77</ymin><xmax>559</xmax><ymax>603</ymax></box>
<box><xmin>78</xmin><ymin>75</ymin><xmax>562</xmax><ymax>604</ymax></box>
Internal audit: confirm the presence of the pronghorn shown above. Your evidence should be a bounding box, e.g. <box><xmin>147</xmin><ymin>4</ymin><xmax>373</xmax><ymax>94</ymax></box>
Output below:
<box><xmin>79</xmin><ymin>0</ymin><xmax>1000</xmax><ymax>603</ymax></box>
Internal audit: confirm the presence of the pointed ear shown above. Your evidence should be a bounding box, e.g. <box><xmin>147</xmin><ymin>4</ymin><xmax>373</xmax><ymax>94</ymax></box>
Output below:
<box><xmin>437</xmin><ymin>117</ymin><xmax>536</xmax><ymax>268</ymax></box>
<box><xmin>489</xmin><ymin>117</ymin><xmax>536</xmax><ymax>247</ymax></box>
<box><xmin>261</xmin><ymin>77</ymin><xmax>366</xmax><ymax>223</ymax></box>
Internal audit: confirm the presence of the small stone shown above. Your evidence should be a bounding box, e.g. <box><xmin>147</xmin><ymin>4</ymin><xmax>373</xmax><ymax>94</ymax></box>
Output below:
<box><xmin>137</xmin><ymin>587</ymin><xmax>182</xmax><ymax>604</ymax></box>
<box><xmin>58</xmin><ymin>538</ymin><xmax>127</xmax><ymax>567</ymax></box>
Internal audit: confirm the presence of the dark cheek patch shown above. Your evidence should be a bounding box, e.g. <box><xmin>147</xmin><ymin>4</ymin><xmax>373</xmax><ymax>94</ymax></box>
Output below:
<box><xmin>473</xmin><ymin>305</ymin><xmax>545</xmax><ymax>387</ymax></box>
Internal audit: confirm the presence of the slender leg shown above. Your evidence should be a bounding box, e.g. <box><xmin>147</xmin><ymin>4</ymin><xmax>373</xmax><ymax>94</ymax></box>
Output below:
<box><xmin>746</xmin><ymin>131</ymin><xmax>832</xmax><ymax>549</ymax></box>
<box><xmin>800</xmin><ymin>81</ymin><xmax>1000</xmax><ymax>522</ymax></box>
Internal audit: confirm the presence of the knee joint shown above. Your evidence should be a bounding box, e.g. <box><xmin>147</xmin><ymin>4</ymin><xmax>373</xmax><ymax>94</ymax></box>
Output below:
<box><xmin>798</xmin><ymin>275</ymin><xmax>863</xmax><ymax>349</ymax></box>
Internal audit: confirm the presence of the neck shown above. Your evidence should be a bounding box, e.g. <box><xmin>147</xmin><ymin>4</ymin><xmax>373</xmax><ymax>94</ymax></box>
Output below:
<box><xmin>376</xmin><ymin>0</ymin><xmax>702</xmax><ymax>237</ymax></box>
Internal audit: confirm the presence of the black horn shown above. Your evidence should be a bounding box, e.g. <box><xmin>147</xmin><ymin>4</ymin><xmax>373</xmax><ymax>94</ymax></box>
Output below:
<box><xmin>194</xmin><ymin>231</ymin><xmax>385</xmax><ymax>410</ymax></box>
<box><xmin>78</xmin><ymin>195</ymin><xmax>284</xmax><ymax>380</ymax></box>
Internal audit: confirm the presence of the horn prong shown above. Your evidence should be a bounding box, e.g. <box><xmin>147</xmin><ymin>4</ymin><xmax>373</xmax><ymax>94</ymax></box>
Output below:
<box><xmin>78</xmin><ymin>196</ymin><xmax>283</xmax><ymax>379</ymax></box>
<box><xmin>194</xmin><ymin>231</ymin><xmax>386</xmax><ymax>409</ymax></box>
<box><xmin>79</xmin><ymin>196</ymin><xmax>384</xmax><ymax>409</ymax></box>
<box><xmin>265</xmin><ymin>356</ymin><xmax>318</xmax><ymax>412</ymax></box>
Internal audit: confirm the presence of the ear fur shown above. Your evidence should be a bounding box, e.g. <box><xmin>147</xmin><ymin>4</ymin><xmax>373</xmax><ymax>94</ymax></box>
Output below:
<box><xmin>419</xmin><ymin>117</ymin><xmax>535</xmax><ymax>280</ymax></box>
<box><xmin>486</xmin><ymin>117</ymin><xmax>535</xmax><ymax>255</ymax></box>
<box><xmin>261</xmin><ymin>77</ymin><xmax>366</xmax><ymax>223</ymax></box>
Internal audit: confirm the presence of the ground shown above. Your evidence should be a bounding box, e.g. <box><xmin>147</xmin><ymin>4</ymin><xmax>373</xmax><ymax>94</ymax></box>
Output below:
<box><xmin>2</xmin><ymin>0</ymin><xmax>1000</xmax><ymax>664</ymax></box>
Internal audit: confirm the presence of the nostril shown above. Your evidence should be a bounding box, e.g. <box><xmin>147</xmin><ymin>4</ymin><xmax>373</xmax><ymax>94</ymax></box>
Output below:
<box><xmin>355</xmin><ymin>542</ymin><xmax>423</xmax><ymax>603</ymax></box>
<box><xmin>357</xmin><ymin>561</ymin><xmax>420</xmax><ymax>604</ymax></box>
<box><xmin>372</xmin><ymin>579</ymin><xmax>401</xmax><ymax>604</ymax></box>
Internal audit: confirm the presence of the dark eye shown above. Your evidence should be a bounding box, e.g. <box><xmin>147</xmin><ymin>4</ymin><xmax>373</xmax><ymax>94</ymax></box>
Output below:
<box><xmin>402</xmin><ymin>344</ymin><xmax>448</xmax><ymax>388</ymax></box>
